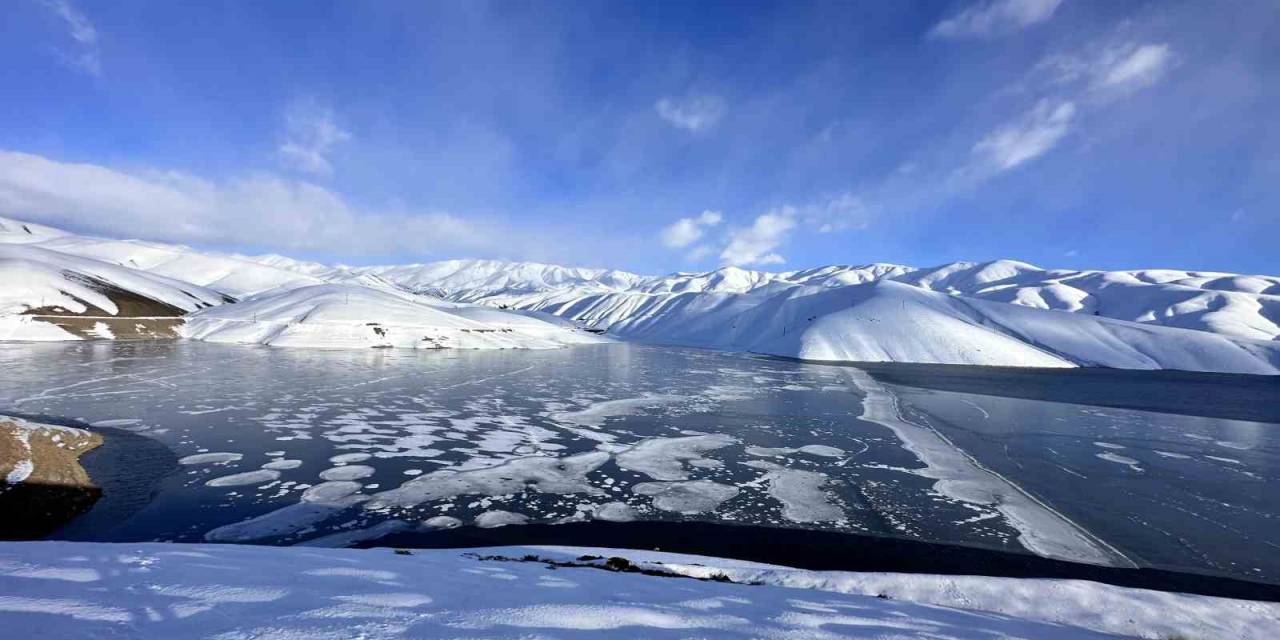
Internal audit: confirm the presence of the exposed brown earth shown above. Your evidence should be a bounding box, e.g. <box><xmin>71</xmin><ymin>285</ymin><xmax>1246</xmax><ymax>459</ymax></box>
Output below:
<box><xmin>0</xmin><ymin>418</ymin><xmax>104</xmax><ymax>538</ymax></box>
<box><xmin>20</xmin><ymin>271</ymin><xmax>221</xmax><ymax>340</ymax></box>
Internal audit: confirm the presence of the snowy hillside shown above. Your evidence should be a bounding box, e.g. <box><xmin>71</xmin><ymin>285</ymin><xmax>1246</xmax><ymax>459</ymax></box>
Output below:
<box><xmin>0</xmin><ymin>242</ymin><xmax>231</xmax><ymax>341</ymax></box>
<box><xmin>2</xmin><ymin>216</ymin><xmax>1278</xmax><ymax>373</ymax></box>
<box><xmin>0</xmin><ymin>216</ymin><xmax>323</xmax><ymax>298</ymax></box>
<box><xmin>253</xmin><ymin>254</ymin><xmax>1280</xmax><ymax>344</ymax></box>
<box><xmin>2</xmin><ymin>541</ymin><xmax>1276</xmax><ymax>640</ymax></box>
<box><xmin>182</xmin><ymin>284</ymin><xmax>607</xmax><ymax>350</ymax></box>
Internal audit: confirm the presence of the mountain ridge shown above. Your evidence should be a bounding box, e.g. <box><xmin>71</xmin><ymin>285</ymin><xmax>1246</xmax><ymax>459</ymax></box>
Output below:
<box><xmin>2</xmin><ymin>215</ymin><xmax>1277</xmax><ymax>373</ymax></box>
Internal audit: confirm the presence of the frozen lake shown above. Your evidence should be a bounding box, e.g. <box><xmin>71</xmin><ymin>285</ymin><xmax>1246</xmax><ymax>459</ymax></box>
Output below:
<box><xmin>2</xmin><ymin>340</ymin><xmax>1277</xmax><ymax>584</ymax></box>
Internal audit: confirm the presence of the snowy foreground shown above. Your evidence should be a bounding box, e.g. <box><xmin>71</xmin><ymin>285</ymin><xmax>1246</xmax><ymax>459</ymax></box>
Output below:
<box><xmin>2</xmin><ymin>542</ymin><xmax>1277</xmax><ymax>639</ymax></box>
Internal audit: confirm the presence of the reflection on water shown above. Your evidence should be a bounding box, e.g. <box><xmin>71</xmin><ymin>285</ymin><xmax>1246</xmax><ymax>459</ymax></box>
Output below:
<box><xmin>0</xmin><ymin>340</ymin><xmax>1276</xmax><ymax>583</ymax></box>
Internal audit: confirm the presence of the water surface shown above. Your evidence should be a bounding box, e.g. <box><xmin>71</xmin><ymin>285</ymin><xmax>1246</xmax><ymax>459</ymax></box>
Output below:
<box><xmin>1</xmin><ymin>340</ymin><xmax>1275</xmax><ymax>583</ymax></box>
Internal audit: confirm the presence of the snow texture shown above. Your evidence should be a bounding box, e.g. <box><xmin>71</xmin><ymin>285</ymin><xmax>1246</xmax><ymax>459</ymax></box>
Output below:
<box><xmin>1</xmin><ymin>541</ymin><xmax>1276</xmax><ymax>639</ymax></box>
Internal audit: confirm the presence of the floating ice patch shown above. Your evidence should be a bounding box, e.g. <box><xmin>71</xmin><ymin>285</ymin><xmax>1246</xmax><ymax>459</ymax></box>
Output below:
<box><xmin>615</xmin><ymin>434</ymin><xmax>736</xmax><ymax>481</ymax></box>
<box><xmin>703</xmin><ymin>385</ymin><xmax>754</xmax><ymax>402</ymax></box>
<box><xmin>746</xmin><ymin>444</ymin><xmax>844</xmax><ymax>459</ymax></box>
<box><xmin>1093</xmin><ymin>442</ymin><xmax>1126</xmax><ymax>450</ymax></box>
<box><xmin>262</xmin><ymin>459</ymin><xmax>303</xmax><ymax>470</ymax></box>
<box><xmin>745</xmin><ymin>446</ymin><xmax>794</xmax><ymax>457</ymax></box>
<box><xmin>319</xmin><ymin>465</ymin><xmax>375</xmax><ymax>481</ymax></box>
<box><xmin>1206</xmin><ymin>455</ymin><xmax>1243</xmax><ymax>465</ymax></box>
<box><xmin>551</xmin><ymin>395</ymin><xmax>684</xmax><ymax>429</ymax></box>
<box><xmin>302</xmin><ymin>481</ymin><xmax>365</xmax><ymax>505</ymax></box>
<box><xmin>366</xmin><ymin>451</ymin><xmax>609</xmax><ymax>509</ymax></box>
<box><xmin>422</xmin><ymin>515</ymin><xmax>462</xmax><ymax>530</ymax></box>
<box><xmin>798</xmin><ymin>445</ymin><xmax>844</xmax><ymax>458</ymax></box>
<box><xmin>205</xmin><ymin>501</ymin><xmax>357</xmax><ymax>543</ymax></box>
<box><xmin>1096</xmin><ymin>452</ymin><xmax>1143</xmax><ymax>473</ymax></box>
<box><xmin>89</xmin><ymin>419</ymin><xmax>140</xmax><ymax>427</ymax></box>
<box><xmin>475</xmin><ymin>510</ymin><xmax>529</xmax><ymax>528</ymax></box>
<box><xmin>1155</xmin><ymin>451</ymin><xmax>1192</xmax><ymax>459</ymax></box>
<box><xmin>745</xmin><ymin>461</ymin><xmax>843</xmax><ymax>523</ymax></box>
<box><xmin>591</xmin><ymin>501</ymin><xmax>637</xmax><ymax>522</ymax></box>
<box><xmin>205</xmin><ymin>469</ymin><xmax>280</xmax><ymax>487</ymax></box>
<box><xmin>179</xmin><ymin>452</ymin><xmax>243</xmax><ymax>465</ymax></box>
<box><xmin>633</xmin><ymin>480</ymin><xmax>739</xmax><ymax>514</ymax></box>
<box><xmin>329</xmin><ymin>452</ymin><xmax>372</xmax><ymax>464</ymax></box>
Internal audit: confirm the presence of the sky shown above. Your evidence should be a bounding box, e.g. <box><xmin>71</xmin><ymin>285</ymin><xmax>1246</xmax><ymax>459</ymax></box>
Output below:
<box><xmin>0</xmin><ymin>0</ymin><xmax>1277</xmax><ymax>275</ymax></box>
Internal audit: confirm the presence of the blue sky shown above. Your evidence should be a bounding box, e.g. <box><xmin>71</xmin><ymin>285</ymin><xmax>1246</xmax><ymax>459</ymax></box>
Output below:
<box><xmin>1</xmin><ymin>0</ymin><xmax>1277</xmax><ymax>275</ymax></box>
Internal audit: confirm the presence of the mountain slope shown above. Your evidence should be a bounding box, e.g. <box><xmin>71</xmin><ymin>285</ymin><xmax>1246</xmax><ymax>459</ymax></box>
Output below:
<box><xmin>2</xmin><ymin>216</ymin><xmax>1277</xmax><ymax>373</ymax></box>
<box><xmin>277</xmin><ymin>256</ymin><xmax>1280</xmax><ymax>343</ymax></box>
<box><xmin>0</xmin><ymin>243</ymin><xmax>231</xmax><ymax>341</ymax></box>
<box><xmin>182</xmin><ymin>283</ymin><xmax>607</xmax><ymax>350</ymax></box>
<box><xmin>0</xmin><ymin>216</ymin><xmax>323</xmax><ymax>298</ymax></box>
<box><xmin>570</xmin><ymin>281</ymin><xmax>1280</xmax><ymax>374</ymax></box>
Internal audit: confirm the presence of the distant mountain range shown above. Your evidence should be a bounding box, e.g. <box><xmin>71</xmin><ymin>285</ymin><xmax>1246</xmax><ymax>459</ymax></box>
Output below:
<box><xmin>2</xmin><ymin>215</ymin><xmax>1278</xmax><ymax>374</ymax></box>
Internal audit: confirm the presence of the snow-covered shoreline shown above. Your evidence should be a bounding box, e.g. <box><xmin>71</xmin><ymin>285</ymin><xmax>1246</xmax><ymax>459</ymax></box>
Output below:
<box><xmin>1</xmin><ymin>540</ymin><xmax>1276</xmax><ymax>639</ymax></box>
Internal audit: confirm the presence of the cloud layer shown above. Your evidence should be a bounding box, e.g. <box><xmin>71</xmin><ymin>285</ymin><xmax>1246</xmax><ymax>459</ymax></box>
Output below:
<box><xmin>0</xmin><ymin>149</ymin><xmax>501</xmax><ymax>257</ymax></box>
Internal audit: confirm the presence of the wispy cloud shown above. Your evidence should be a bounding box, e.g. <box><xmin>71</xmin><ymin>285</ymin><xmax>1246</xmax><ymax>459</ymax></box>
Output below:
<box><xmin>929</xmin><ymin>0</ymin><xmax>1062</xmax><ymax>40</ymax></box>
<box><xmin>39</xmin><ymin>0</ymin><xmax>101</xmax><ymax>76</ymax></box>
<box><xmin>1038</xmin><ymin>42</ymin><xmax>1175</xmax><ymax>98</ymax></box>
<box><xmin>655</xmin><ymin>95</ymin><xmax>727</xmax><ymax>133</ymax></box>
<box><xmin>805</xmin><ymin>193</ymin><xmax>871</xmax><ymax>234</ymax></box>
<box><xmin>973</xmin><ymin>99</ymin><xmax>1076</xmax><ymax>171</ymax></box>
<box><xmin>720</xmin><ymin>207</ymin><xmax>796</xmax><ymax>266</ymax></box>
<box><xmin>802</xmin><ymin>32</ymin><xmax>1178</xmax><ymax>240</ymax></box>
<box><xmin>277</xmin><ymin>101</ymin><xmax>352</xmax><ymax>176</ymax></box>
<box><xmin>0</xmin><ymin>149</ymin><xmax>526</xmax><ymax>258</ymax></box>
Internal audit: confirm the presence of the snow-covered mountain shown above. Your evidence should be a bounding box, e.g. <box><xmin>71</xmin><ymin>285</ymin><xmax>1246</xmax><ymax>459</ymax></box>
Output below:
<box><xmin>0</xmin><ymin>217</ymin><xmax>324</xmax><ymax>298</ymax></box>
<box><xmin>182</xmin><ymin>283</ymin><xmax>606</xmax><ymax>350</ymax></box>
<box><xmin>0</xmin><ymin>217</ymin><xmax>604</xmax><ymax>350</ymax></box>
<box><xmin>318</xmin><ymin>258</ymin><xmax>1280</xmax><ymax>342</ymax></box>
<box><xmin>2</xmin><ymin>216</ymin><xmax>1278</xmax><ymax>373</ymax></box>
<box><xmin>260</xmin><ymin>256</ymin><xmax>1280</xmax><ymax>344</ymax></box>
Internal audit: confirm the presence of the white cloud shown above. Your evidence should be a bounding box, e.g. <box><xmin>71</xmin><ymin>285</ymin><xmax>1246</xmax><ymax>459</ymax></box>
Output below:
<box><xmin>40</xmin><ymin>0</ymin><xmax>100</xmax><ymax>76</ymax></box>
<box><xmin>278</xmin><ymin>101</ymin><xmax>352</xmax><ymax>176</ymax></box>
<box><xmin>0</xmin><ymin>149</ymin><xmax>505</xmax><ymax>257</ymax></box>
<box><xmin>973</xmin><ymin>99</ymin><xmax>1076</xmax><ymax>171</ymax></box>
<box><xmin>930</xmin><ymin>0</ymin><xmax>1061</xmax><ymax>40</ymax></box>
<box><xmin>720</xmin><ymin>207</ymin><xmax>796</xmax><ymax>266</ymax></box>
<box><xmin>660</xmin><ymin>210</ymin><xmax>722</xmax><ymax>249</ymax></box>
<box><xmin>655</xmin><ymin>95</ymin><xmax>727</xmax><ymax>132</ymax></box>
<box><xmin>1096</xmin><ymin>43</ymin><xmax>1173</xmax><ymax>92</ymax></box>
